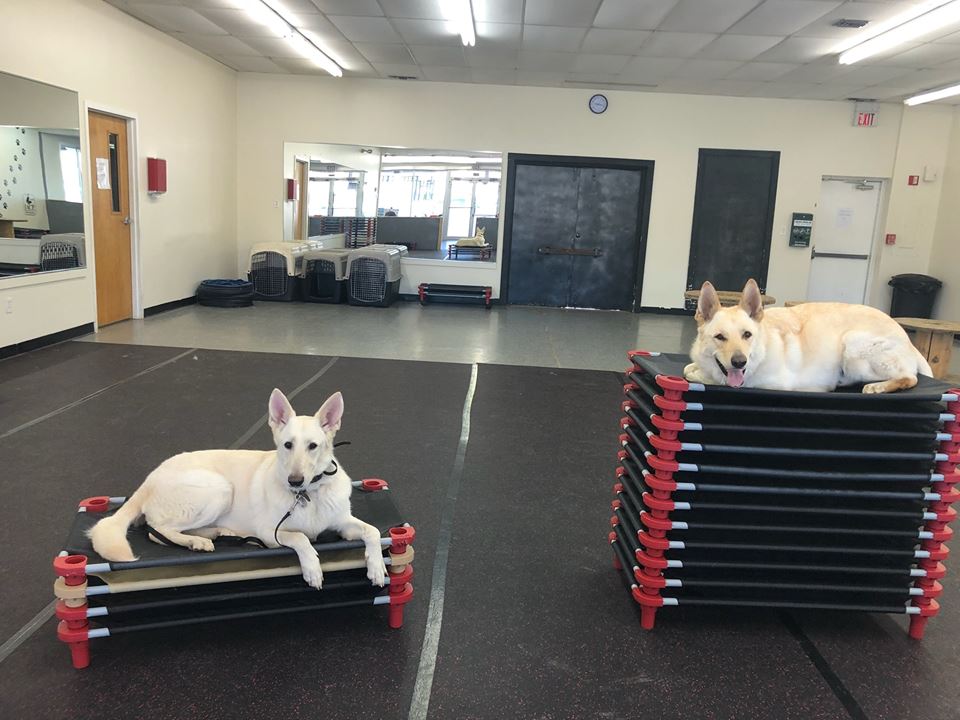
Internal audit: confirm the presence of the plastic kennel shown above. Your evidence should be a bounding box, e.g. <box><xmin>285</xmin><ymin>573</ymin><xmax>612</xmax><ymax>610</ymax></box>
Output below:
<box><xmin>52</xmin><ymin>479</ymin><xmax>416</xmax><ymax>669</ymax></box>
<box><xmin>301</xmin><ymin>249</ymin><xmax>350</xmax><ymax>304</ymax></box>
<box><xmin>39</xmin><ymin>239</ymin><xmax>80</xmax><ymax>271</ymax></box>
<box><xmin>610</xmin><ymin>350</ymin><xmax>959</xmax><ymax>639</ymax></box>
<box><xmin>248</xmin><ymin>242</ymin><xmax>309</xmax><ymax>301</ymax></box>
<box><xmin>346</xmin><ymin>245</ymin><xmax>402</xmax><ymax>307</ymax></box>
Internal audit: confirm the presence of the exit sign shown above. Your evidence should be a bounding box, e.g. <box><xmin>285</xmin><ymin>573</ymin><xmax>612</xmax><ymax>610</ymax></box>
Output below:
<box><xmin>857</xmin><ymin>111</ymin><xmax>877</xmax><ymax>126</ymax></box>
<box><xmin>853</xmin><ymin>101</ymin><xmax>879</xmax><ymax>127</ymax></box>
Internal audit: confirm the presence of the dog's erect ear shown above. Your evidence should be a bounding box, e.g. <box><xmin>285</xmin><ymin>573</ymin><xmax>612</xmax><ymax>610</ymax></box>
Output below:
<box><xmin>316</xmin><ymin>391</ymin><xmax>344</xmax><ymax>433</ymax></box>
<box><xmin>268</xmin><ymin>388</ymin><xmax>295</xmax><ymax>429</ymax></box>
<box><xmin>739</xmin><ymin>279</ymin><xmax>763</xmax><ymax>321</ymax></box>
<box><xmin>695</xmin><ymin>281</ymin><xmax>720</xmax><ymax>325</ymax></box>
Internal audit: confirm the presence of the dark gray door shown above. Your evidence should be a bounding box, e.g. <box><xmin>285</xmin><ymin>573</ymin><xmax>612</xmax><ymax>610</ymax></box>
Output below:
<box><xmin>687</xmin><ymin>149</ymin><xmax>780</xmax><ymax>295</ymax></box>
<box><xmin>506</xmin><ymin>162</ymin><xmax>646</xmax><ymax>310</ymax></box>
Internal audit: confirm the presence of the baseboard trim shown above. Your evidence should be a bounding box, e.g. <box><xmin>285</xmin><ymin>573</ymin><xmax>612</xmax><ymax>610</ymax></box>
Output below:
<box><xmin>145</xmin><ymin>296</ymin><xmax>197</xmax><ymax>317</ymax></box>
<box><xmin>0</xmin><ymin>322</ymin><xmax>95</xmax><ymax>360</ymax></box>
<box><xmin>639</xmin><ymin>306</ymin><xmax>694</xmax><ymax>316</ymax></box>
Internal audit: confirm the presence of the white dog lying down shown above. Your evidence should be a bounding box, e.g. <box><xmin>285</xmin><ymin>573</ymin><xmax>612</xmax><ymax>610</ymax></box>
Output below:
<box><xmin>89</xmin><ymin>389</ymin><xmax>387</xmax><ymax>589</ymax></box>
<box><xmin>683</xmin><ymin>279</ymin><xmax>932</xmax><ymax>393</ymax></box>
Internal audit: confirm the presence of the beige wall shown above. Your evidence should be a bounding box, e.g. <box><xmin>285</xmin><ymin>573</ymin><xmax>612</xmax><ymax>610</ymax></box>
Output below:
<box><xmin>930</xmin><ymin>108</ymin><xmax>960</xmax><ymax>321</ymax></box>
<box><xmin>0</xmin><ymin>0</ymin><xmax>237</xmax><ymax>348</ymax></box>
<box><xmin>237</xmin><ymin>72</ymin><xmax>954</xmax><ymax>307</ymax></box>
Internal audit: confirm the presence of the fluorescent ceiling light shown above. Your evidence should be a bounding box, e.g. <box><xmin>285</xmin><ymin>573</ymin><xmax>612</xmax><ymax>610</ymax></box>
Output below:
<box><xmin>442</xmin><ymin>0</ymin><xmax>476</xmax><ymax>47</ymax></box>
<box><xmin>838</xmin><ymin>0</ymin><xmax>960</xmax><ymax>65</ymax></box>
<box><xmin>382</xmin><ymin>155</ymin><xmax>499</xmax><ymax>164</ymax></box>
<box><xmin>905</xmin><ymin>82</ymin><xmax>960</xmax><ymax>105</ymax></box>
<box><xmin>237</xmin><ymin>0</ymin><xmax>342</xmax><ymax>76</ymax></box>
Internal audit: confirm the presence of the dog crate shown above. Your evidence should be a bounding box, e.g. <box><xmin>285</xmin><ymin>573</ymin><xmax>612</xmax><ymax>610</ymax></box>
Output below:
<box><xmin>610</xmin><ymin>350</ymin><xmax>959</xmax><ymax>639</ymax></box>
<box><xmin>346</xmin><ymin>246</ymin><xmax>402</xmax><ymax>307</ymax></box>
<box><xmin>366</xmin><ymin>243</ymin><xmax>409</xmax><ymax>257</ymax></box>
<box><xmin>301</xmin><ymin>249</ymin><xmax>350</xmax><ymax>304</ymax></box>
<box><xmin>40</xmin><ymin>239</ymin><xmax>80</xmax><ymax>271</ymax></box>
<box><xmin>247</xmin><ymin>242</ymin><xmax>309</xmax><ymax>301</ymax></box>
<box><xmin>52</xmin><ymin>480</ymin><xmax>416</xmax><ymax>669</ymax></box>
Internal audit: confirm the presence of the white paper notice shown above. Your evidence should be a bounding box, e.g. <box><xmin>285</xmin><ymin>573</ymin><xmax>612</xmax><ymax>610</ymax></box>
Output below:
<box><xmin>836</xmin><ymin>207</ymin><xmax>854</xmax><ymax>228</ymax></box>
<box><xmin>96</xmin><ymin>158</ymin><xmax>110</xmax><ymax>190</ymax></box>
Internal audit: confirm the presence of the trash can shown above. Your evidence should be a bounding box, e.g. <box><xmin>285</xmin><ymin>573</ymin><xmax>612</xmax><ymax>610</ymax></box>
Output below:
<box><xmin>888</xmin><ymin>274</ymin><xmax>942</xmax><ymax>318</ymax></box>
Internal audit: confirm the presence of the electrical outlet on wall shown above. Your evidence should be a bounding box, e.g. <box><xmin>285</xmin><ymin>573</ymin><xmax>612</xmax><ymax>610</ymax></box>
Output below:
<box><xmin>5</xmin><ymin>297</ymin><xmax>12</xmax><ymax>314</ymax></box>
<box><xmin>23</xmin><ymin>194</ymin><xmax>36</xmax><ymax>215</ymax></box>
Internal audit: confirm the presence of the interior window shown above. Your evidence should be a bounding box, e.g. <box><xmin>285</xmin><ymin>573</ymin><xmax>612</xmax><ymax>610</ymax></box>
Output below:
<box><xmin>59</xmin><ymin>144</ymin><xmax>82</xmax><ymax>203</ymax></box>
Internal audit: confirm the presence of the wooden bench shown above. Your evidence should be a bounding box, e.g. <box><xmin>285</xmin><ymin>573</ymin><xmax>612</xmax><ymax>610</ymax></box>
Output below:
<box><xmin>895</xmin><ymin>318</ymin><xmax>960</xmax><ymax>380</ymax></box>
<box><xmin>684</xmin><ymin>289</ymin><xmax>777</xmax><ymax>307</ymax></box>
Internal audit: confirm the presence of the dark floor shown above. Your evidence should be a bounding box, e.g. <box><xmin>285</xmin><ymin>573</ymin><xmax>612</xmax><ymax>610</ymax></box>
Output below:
<box><xmin>0</xmin><ymin>343</ymin><xmax>957</xmax><ymax>720</ymax></box>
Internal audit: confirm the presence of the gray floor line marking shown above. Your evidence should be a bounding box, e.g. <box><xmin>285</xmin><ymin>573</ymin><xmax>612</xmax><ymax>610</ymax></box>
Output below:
<box><xmin>407</xmin><ymin>362</ymin><xmax>479</xmax><ymax>720</ymax></box>
<box><xmin>0</xmin><ymin>353</ymin><xmax>338</xmax><ymax>663</ymax></box>
<box><xmin>229</xmin><ymin>356</ymin><xmax>340</xmax><ymax>449</ymax></box>
<box><xmin>0</xmin><ymin>347</ymin><xmax>198</xmax><ymax>441</ymax></box>
<box><xmin>0</xmin><ymin>601</ymin><xmax>56</xmax><ymax>665</ymax></box>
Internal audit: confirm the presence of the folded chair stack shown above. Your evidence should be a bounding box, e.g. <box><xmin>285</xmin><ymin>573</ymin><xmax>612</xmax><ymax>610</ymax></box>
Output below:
<box><xmin>610</xmin><ymin>350</ymin><xmax>959</xmax><ymax>638</ymax></box>
<box><xmin>53</xmin><ymin>479</ymin><xmax>415</xmax><ymax>668</ymax></box>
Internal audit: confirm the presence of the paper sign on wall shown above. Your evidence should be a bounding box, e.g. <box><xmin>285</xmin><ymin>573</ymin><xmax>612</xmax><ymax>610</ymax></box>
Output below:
<box><xmin>835</xmin><ymin>207</ymin><xmax>854</xmax><ymax>228</ymax></box>
<box><xmin>96</xmin><ymin>158</ymin><xmax>110</xmax><ymax>190</ymax></box>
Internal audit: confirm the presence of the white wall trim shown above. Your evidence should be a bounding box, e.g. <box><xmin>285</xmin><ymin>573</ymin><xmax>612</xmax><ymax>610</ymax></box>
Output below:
<box><xmin>0</xmin><ymin>268</ymin><xmax>87</xmax><ymax>290</ymax></box>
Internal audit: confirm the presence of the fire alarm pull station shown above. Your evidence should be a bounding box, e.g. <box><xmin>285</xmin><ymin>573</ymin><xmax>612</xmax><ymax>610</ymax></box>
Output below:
<box><xmin>789</xmin><ymin>213</ymin><xmax>813</xmax><ymax>247</ymax></box>
<box><xmin>885</xmin><ymin>234</ymin><xmax>896</xmax><ymax>245</ymax></box>
<box><xmin>908</xmin><ymin>175</ymin><xmax>920</xmax><ymax>186</ymax></box>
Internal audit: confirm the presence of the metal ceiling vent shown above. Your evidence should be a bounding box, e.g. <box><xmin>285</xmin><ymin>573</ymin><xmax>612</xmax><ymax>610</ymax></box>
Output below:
<box><xmin>388</xmin><ymin>74</ymin><xmax>418</xmax><ymax>80</ymax></box>
<box><xmin>832</xmin><ymin>19</ymin><xmax>870</xmax><ymax>28</ymax></box>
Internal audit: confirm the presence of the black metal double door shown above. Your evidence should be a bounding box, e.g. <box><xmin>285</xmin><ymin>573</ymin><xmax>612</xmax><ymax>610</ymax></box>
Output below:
<box><xmin>507</xmin><ymin>163</ymin><xmax>645</xmax><ymax>310</ymax></box>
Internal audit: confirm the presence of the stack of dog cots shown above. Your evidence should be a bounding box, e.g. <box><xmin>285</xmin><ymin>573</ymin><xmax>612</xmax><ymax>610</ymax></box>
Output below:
<box><xmin>611</xmin><ymin>350</ymin><xmax>959</xmax><ymax>638</ymax></box>
<box><xmin>53</xmin><ymin>479</ymin><xmax>415</xmax><ymax>669</ymax></box>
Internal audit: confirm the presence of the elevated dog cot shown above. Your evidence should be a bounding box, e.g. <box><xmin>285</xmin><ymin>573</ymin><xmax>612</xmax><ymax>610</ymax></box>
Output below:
<box><xmin>248</xmin><ymin>242</ymin><xmax>310</xmax><ymax>301</ymax></box>
<box><xmin>609</xmin><ymin>350</ymin><xmax>959</xmax><ymax>639</ymax></box>
<box><xmin>346</xmin><ymin>245</ymin><xmax>402</xmax><ymax>307</ymax></box>
<box><xmin>301</xmin><ymin>249</ymin><xmax>350</xmax><ymax>303</ymax></box>
<box><xmin>53</xmin><ymin>478</ymin><xmax>416</xmax><ymax>669</ymax></box>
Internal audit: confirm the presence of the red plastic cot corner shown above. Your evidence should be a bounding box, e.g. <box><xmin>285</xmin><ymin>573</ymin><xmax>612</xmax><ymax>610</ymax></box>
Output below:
<box><xmin>610</xmin><ymin>499</ymin><xmax>622</xmax><ymax>512</ymax></box>
<box><xmin>642</xmin><ymin>474</ymin><xmax>678</xmax><ymax>492</ymax></box>
<box><xmin>925</xmin><ymin>562</ymin><xmax>948</xmax><ymax>580</ymax></box>
<box><xmin>635</xmin><ymin>549</ymin><xmax>669</xmax><ymax>569</ymax></box>
<box><xmin>621</xmin><ymin>400</ymin><xmax>637</xmax><ymax>413</ymax></box>
<box><xmin>389</xmin><ymin>526</ymin><xmax>415</xmax><ymax>555</ymax></box>
<box><xmin>653</xmin><ymin>394</ymin><xmax>688</xmax><ymax>413</ymax></box>
<box><xmin>612</xmin><ymin>482</ymin><xmax>624</xmax><ymax>494</ymax></box>
<box><xmin>651</xmin><ymin>414</ymin><xmax>685</xmax><ymax>433</ymax></box>
<box><xmin>908</xmin><ymin>599</ymin><xmax>942</xmax><ymax>640</ymax></box>
<box><xmin>647</xmin><ymin>434</ymin><xmax>682</xmax><ymax>453</ymax></box>
<box><xmin>645</xmin><ymin>454</ymin><xmax>681</xmax><ymax>473</ymax></box>
<box><xmin>640</xmin><ymin>512</ymin><xmax>673</xmax><ymax>532</ymax></box>
<box><xmin>627</xmin><ymin>350</ymin><xmax>654</xmax><ymax>359</ymax></box>
<box><xmin>387</xmin><ymin>582</ymin><xmax>414</xmax><ymax>629</ymax></box>
<box><xmin>655</xmin><ymin>375</ymin><xmax>690</xmax><ymax>393</ymax></box>
<box><xmin>633</xmin><ymin>568</ymin><xmax>667</xmax><ymax>589</ymax></box>
<box><xmin>53</xmin><ymin>555</ymin><xmax>88</xmax><ymax>584</ymax></box>
<box><xmin>418</xmin><ymin>283</ymin><xmax>426</xmax><ymax>302</ymax></box>
<box><xmin>361</xmin><ymin>478</ymin><xmax>389</xmax><ymax>492</ymax></box>
<box><xmin>620</xmin><ymin>415</ymin><xmax>636</xmax><ymax>429</ymax></box>
<box><xmin>642</xmin><ymin>492</ymin><xmax>676</xmax><ymax>512</ymax></box>
<box><xmin>79</xmin><ymin>497</ymin><xmax>111</xmax><ymax>513</ymax></box>
<box><xmin>638</xmin><ymin>531</ymin><xmax>671</xmax><ymax>551</ymax></box>
<box><xmin>56</xmin><ymin>621</ymin><xmax>91</xmax><ymax>669</ymax></box>
<box><xmin>928</xmin><ymin>526</ymin><xmax>954</xmax><ymax>543</ymax></box>
<box><xmin>55</xmin><ymin>600</ymin><xmax>88</xmax><ymax>622</ymax></box>
<box><xmin>918</xmin><ymin>581</ymin><xmax>944</xmax><ymax>599</ymax></box>
<box><xmin>389</xmin><ymin>564</ymin><xmax>413</xmax><ymax>585</ymax></box>
<box><xmin>622</xmin><ymin>382</ymin><xmax>639</xmax><ymax>395</ymax></box>
<box><xmin>926</xmin><ymin>544</ymin><xmax>950</xmax><ymax>562</ymax></box>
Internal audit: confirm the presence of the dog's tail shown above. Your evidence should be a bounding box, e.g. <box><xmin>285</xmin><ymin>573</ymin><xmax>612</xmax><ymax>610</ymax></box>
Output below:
<box><xmin>913</xmin><ymin>347</ymin><xmax>934</xmax><ymax>378</ymax></box>
<box><xmin>87</xmin><ymin>488</ymin><xmax>148</xmax><ymax>562</ymax></box>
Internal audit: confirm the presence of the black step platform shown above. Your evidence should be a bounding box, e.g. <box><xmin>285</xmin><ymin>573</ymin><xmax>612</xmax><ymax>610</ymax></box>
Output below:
<box><xmin>418</xmin><ymin>283</ymin><xmax>492</xmax><ymax>308</ymax></box>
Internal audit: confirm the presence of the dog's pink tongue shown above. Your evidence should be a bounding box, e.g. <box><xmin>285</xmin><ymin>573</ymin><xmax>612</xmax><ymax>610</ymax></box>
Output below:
<box><xmin>726</xmin><ymin>368</ymin><xmax>745</xmax><ymax>388</ymax></box>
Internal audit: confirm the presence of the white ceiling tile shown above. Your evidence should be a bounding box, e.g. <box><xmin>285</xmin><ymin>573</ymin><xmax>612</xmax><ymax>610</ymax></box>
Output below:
<box><xmin>593</xmin><ymin>0</ymin><xmax>679</xmax><ymax>30</ymax></box>
<box><xmin>464</xmin><ymin>48</ymin><xmax>519</xmax><ymax>69</ymax></box>
<box><xmin>328</xmin><ymin>16</ymin><xmax>402</xmax><ymax>43</ymax></box>
<box><xmin>524</xmin><ymin>0</ymin><xmax>603</xmax><ymax>27</ymax></box>
<box><xmin>131</xmin><ymin>4</ymin><xmax>229</xmax><ymax>34</ymax></box>
<box><xmin>787</xmin><ymin>84</ymin><xmax>860</xmax><ymax>100</ymax></box>
<box><xmin>174</xmin><ymin>32</ymin><xmax>258</xmax><ymax>56</ymax></box>
<box><xmin>376</xmin><ymin>0</ymin><xmax>446</xmax><ymax>20</ymax></box>
<box><xmin>900</xmin><ymin>65</ymin><xmax>960</xmax><ymax>89</ymax></box>
<box><xmin>288</xmin><ymin>13</ymin><xmax>344</xmax><ymax>43</ymax></box>
<box><xmin>392</xmin><ymin>18</ymin><xmax>463</xmax><ymax>45</ymax></box>
<box><xmin>215</xmin><ymin>54</ymin><xmax>288</xmax><ymax>72</ymax></box>
<box><xmin>659</xmin><ymin>0</ymin><xmax>762</xmax><ymax>33</ymax></box>
<box><xmin>697</xmin><ymin>34</ymin><xmax>784</xmax><ymax>60</ymax></box>
<box><xmin>353</xmin><ymin>43</ymin><xmax>416</xmax><ymax>64</ymax></box>
<box><xmin>793</xmin><ymin>1</ymin><xmax>922</xmax><ymax>39</ymax></box>
<box><xmin>837</xmin><ymin>64</ymin><xmax>917</xmax><ymax>86</ymax></box>
<box><xmin>409</xmin><ymin>45</ymin><xmax>468</xmax><ymax>66</ymax></box>
<box><xmin>581</xmin><ymin>28</ymin><xmax>652</xmax><ymax>54</ymax></box>
<box><xmin>473</xmin><ymin>0</ymin><xmax>524</xmax><ymax>24</ymax></box>
<box><xmin>850</xmin><ymin>85</ymin><xmax>913</xmax><ymax>101</ymax></box>
<box><xmin>571</xmin><ymin>54</ymin><xmax>632</xmax><ymax>73</ymax></box>
<box><xmin>420</xmin><ymin>65</ymin><xmax>474</xmax><ymax>82</ymax></box>
<box><xmin>661</xmin><ymin>78</ymin><xmax>763</xmax><ymax>96</ymax></box>
<box><xmin>196</xmin><ymin>9</ymin><xmax>284</xmax><ymax>37</ymax></box>
<box><xmin>776</xmin><ymin>60</ymin><xmax>855</xmax><ymax>82</ymax></box>
<box><xmin>267</xmin><ymin>0</ymin><xmax>322</xmax><ymax>14</ymax></box>
<box><xmin>873</xmin><ymin>43</ymin><xmax>960</xmax><ymax>68</ymax></box>
<box><xmin>470</xmin><ymin>68</ymin><xmax>518</xmax><ymax>84</ymax></box>
<box><xmin>372</xmin><ymin>62</ymin><xmax>423</xmax><ymax>78</ymax></box>
<box><xmin>309</xmin><ymin>0</ymin><xmax>384</xmax><ymax>15</ymax></box>
<box><xmin>517</xmin><ymin>51</ymin><xmax>577</xmax><ymax>71</ymax></box>
<box><xmin>636</xmin><ymin>32</ymin><xmax>718</xmax><ymax>58</ymax></box>
<box><xmin>935</xmin><ymin>30</ymin><xmax>960</xmax><ymax>44</ymax></box>
<box><xmin>516</xmin><ymin>70</ymin><xmax>568</xmax><ymax>86</ymax></box>
<box><xmin>727</xmin><ymin>61</ymin><xmax>799</xmax><ymax>80</ymax></box>
<box><xmin>271</xmin><ymin>55</ymin><xmax>338</xmax><ymax>74</ymax></box>
<box><xmin>304</xmin><ymin>37</ymin><xmax>373</xmax><ymax>71</ymax></box>
<box><xmin>238</xmin><ymin>36</ymin><xmax>304</xmax><ymax>58</ymax></box>
<box><xmin>476</xmin><ymin>22</ymin><xmax>522</xmax><ymax>49</ymax></box>
<box><xmin>521</xmin><ymin>26</ymin><xmax>587</xmax><ymax>52</ymax></box>
<box><xmin>191</xmin><ymin>0</ymin><xmax>251</xmax><ymax>7</ymax></box>
<box><xmin>619</xmin><ymin>56</ymin><xmax>685</xmax><ymax>82</ymax></box>
<box><xmin>728</xmin><ymin>1</ymin><xmax>843</xmax><ymax>37</ymax></box>
<box><xmin>754</xmin><ymin>36</ymin><xmax>838</xmax><ymax>62</ymax></box>
<box><xmin>671</xmin><ymin>59</ymin><xmax>744</xmax><ymax>79</ymax></box>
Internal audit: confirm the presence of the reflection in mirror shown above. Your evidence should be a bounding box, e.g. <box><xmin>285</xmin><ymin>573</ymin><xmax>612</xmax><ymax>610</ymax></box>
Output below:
<box><xmin>0</xmin><ymin>71</ymin><xmax>84</xmax><ymax>278</ymax></box>
<box><xmin>282</xmin><ymin>142</ymin><xmax>501</xmax><ymax>263</ymax></box>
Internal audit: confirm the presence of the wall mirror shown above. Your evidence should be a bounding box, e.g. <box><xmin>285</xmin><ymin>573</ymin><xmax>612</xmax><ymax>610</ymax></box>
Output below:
<box><xmin>0</xmin><ymin>71</ymin><xmax>85</xmax><ymax>279</ymax></box>
<box><xmin>283</xmin><ymin>142</ymin><xmax>502</xmax><ymax>263</ymax></box>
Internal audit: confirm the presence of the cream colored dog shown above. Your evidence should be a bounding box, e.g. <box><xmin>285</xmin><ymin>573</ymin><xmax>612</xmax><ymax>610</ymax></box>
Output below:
<box><xmin>684</xmin><ymin>279</ymin><xmax>932</xmax><ymax>393</ymax></box>
<box><xmin>456</xmin><ymin>226</ymin><xmax>487</xmax><ymax>247</ymax></box>
<box><xmin>88</xmin><ymin>389</ymin><xmax>387</xmax><ymax>589</ymax></box>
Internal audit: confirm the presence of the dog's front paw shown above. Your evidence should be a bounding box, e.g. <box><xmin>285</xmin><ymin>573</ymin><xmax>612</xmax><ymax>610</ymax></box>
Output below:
<box><xmin>302</xmin><ymin>559</ymin><xmax>324</xmax><ymax>589</ymax></box>
<box><xmin>186</xmin><ymin>537</ymin><xmax>215</xmax><ymax>552</ymax></box>
<box><xmin>683</xmin><ymin>362</ymin><xmax>703</xmax><ymax>382</ymax></box>
<box><xmin>366</xmin><ymin>554</ymin><xmax>387</xmax><ymax>587</ymax></box>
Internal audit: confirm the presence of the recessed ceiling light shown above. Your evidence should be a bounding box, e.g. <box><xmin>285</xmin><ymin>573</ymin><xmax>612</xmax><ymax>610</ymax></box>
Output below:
<box><xmin>905</xmin><ymin>82</ymin><xmax>960</xmax><ymax>105</ymax></box>
<box><xmin>837</xmin><ymin>0</ymin><xmax>960</xmax><ymax>64</ymax></box>
<box><xmin>237</xmin><ymin>0</ymin><xmax>342</xmax><ymax>77</ymax></box>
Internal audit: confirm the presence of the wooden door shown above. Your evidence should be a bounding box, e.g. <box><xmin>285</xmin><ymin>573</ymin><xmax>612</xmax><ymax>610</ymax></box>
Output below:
<box><xmin>686</xmin><ymin>149</ymin><xmax>780</xmax><ymax>300</ymax></box>
<box><xmin>294</xmin><ymin>159</ymin><xmax>307</xmax><ymax>240</ymax></box>
<box><xmin>88</xmin><ymin>110</ymin><xmax>132</xmax><ymax>326</ymax></box>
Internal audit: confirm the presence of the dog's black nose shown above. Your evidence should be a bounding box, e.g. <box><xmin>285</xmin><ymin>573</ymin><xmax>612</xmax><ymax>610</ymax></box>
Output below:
<box><xmin>731</xmin><ymin>354</ymin><xmax>747</xmax><ymax>369</ymax></box>
<box><xmin>288</xmin><ymin>475</ymin><xmax>304</xmax><ymax>487</ymax></box>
